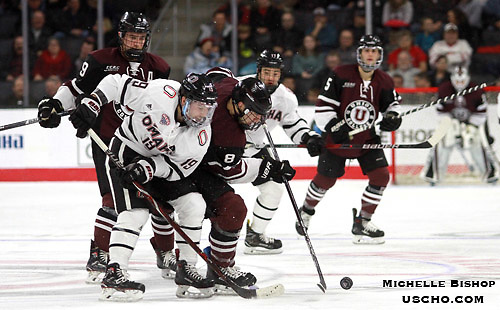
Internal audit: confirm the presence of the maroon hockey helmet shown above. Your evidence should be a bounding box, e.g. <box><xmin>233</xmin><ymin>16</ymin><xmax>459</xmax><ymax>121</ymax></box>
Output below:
<box><xmin>231</xmin><ymin>78</ymin><xmax>271</xmax><ymax>130</ymax></box>
<box><xmin>118</xmin><ymin>12</ymin><xmax>151</xmax><ymax>61</ymax></box>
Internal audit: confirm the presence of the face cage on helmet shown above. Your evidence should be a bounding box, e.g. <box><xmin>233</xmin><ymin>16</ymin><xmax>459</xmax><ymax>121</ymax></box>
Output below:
<box><xmin>119</xmin><ymin>31</ymin><xmax>151</xmax><ymax>61</ymax></box>
<box><xmin>237</xmin><ymin>107</ymin><xmax>267</xmax><ymax>131</ymax></box>
<box><xmin>451</xmin><ymin>74</ymin><xmax>470</xmax><ymax>92</ymax></box>
<box><xmin>356</xmin><ymin>46</ymin><xmax>383</xmax><ymax>72</ymax></box>
<box><xmin>182</xmin><ymin>98</ymin><xmax>217</xmax><ymax>128</ymax></box>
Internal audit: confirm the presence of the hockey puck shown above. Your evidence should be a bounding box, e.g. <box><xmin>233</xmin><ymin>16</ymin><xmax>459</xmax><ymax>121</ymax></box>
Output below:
<box><xmin>340</xmin><ymin>277</ymin><xmax>353</xmax><ymax>290</ymax></box>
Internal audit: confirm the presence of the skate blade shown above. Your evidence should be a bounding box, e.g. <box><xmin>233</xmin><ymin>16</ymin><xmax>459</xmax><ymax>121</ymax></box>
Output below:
<box><xmin>85</xmin><ymin>271</ymin><xmax>104</xmax><ymax>284</ymax></box>
<box><xmin>244</xmin><ymin>246</ymin><xmax>283</xmax><ymax>255</ymax></box>
<box><xmin>256</xmin><ymin>284</ymin><xmax>285</xmax><ymax>298</ymax></box>
<box><xmin>161</xmin><ymin>268</ymin><xmax>175</xmax><ymax>279</ymax></box>
<box><xmin>176</xmin><ymin>285</ymin><xmax>214</xmax><ymax>299</ymax></box>
<box><xmin>214</xmin><ymin>284</ymin><xmax>240</xmax><ymax>295</ymax></box>
<box><xmin>99</xmin><ymin>287</ymin><xmax>144</xmax><ymax>302</ymax></box>
<box><xmin>352</xmin><ymin>235</ymin><xmax>385</xmax><ymax>245</ymax></box>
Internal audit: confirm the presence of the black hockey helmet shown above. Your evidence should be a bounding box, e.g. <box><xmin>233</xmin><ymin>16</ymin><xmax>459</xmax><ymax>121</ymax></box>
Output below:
<box><xmin>356</xmin><ymin>34</ymin><xmax>383</xmax><ymax>72</ymax></box>
<box><xmin>256</xmin><ymin>49</ymin><xmax>284</xmax><ymax>93</ymax></box>
<box><xmin>118</xmin><ymin>12</ymin><xmax>151</xmax><ymax>61</ymax></box>
<box><xmin>232</xmin><ymin>77</ymin><xmax>271</xmax><ymax>130</ymax></box>
<box><xmin>179</xmin><ymin>73</ymin><xmax>218</xmax><ymax>128</ymax></box>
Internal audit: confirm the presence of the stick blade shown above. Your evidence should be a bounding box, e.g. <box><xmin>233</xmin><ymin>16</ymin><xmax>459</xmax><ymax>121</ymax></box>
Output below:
<box><xmin>426</xmin><ymin>116</ymin><xmax>452</xmax><ymax>147</ymax></box>
<box><xmin>255</xmin><ymin>284</ymin><xmax>285</xmax><ymax>298</ymax></box>
<box><xmin>317</xmin><ymin>282</ymin><xmax>327</xmax><ymax>293</ymax></box>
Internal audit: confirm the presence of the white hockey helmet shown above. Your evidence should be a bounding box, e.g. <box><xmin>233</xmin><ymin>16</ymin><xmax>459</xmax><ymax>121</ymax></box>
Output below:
<box><xmin>450</xmin><ymin>66</ymin><xmax>470</xmax><ymax>92</ymax></box>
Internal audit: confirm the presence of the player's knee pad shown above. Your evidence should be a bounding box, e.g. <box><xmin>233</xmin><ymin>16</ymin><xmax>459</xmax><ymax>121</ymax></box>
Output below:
<box><xmin>366</xmin><ymin>167</ymin><xmax>390</xmax><ymax>187</ymax></box>
<box><xmin>255</xmin><ymin>181</ymin><xmax>284</xmax><ymax>208</ymax></box>
<box><xmin>312</xmin><ymin>173</ymin><xmax>337</xmax><ymax>190</ymax></box>
<box><xmin>115</xmin><ymin>208</ymin><xmax>149</xmax><ymax>232</ymax></box>
<box><xmin>212</xmin><ymin>191</ymin><xmax>246</xmax><ymax>231</ymax></box>
<box><xmin>171</xmin><ymin>192</ymin><xmax>205</xmax><ymax>227</ymax></box>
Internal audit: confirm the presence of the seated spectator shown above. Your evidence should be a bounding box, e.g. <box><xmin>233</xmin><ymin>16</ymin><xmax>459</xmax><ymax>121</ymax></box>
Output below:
<box><xmin>428</xmin><ymin>23</ymin><xmax>473</xmax><ymax>70</ymax></box>
<box><xmin>32</xmin><ymin>37</ymin><xmax>72</xmax><ymax>81</ymax></box>
<box><xmin>456</xmin><ymin>0</ymin><xmax>484</xmax><ymax>46</ymax></box>
<box><xmin>249</xmin><ymin>0</ymin><xmax>282</xmax><ymax>50</ymax></box>
<box><xmin>29</xmin><ymin>10</ymin><xmax>53</xmax><ymax>57</ymax></box>
<box><xmin>389</xmin><ymin>50</ymin><xmax>421</xmax><ymax>87</ymax></box>
<box><xmin>72</xmin><ymin>36</ymin><xmax>96</xmax><ymax>77</ymax></box>
<box><xmin>427</xmin><ymin>55</ymin><xmax>450</xmax><ymax>86</ymax></box>
<box><xmin>382</xmin><ymin>0</ymin><xmax>414</xmax><ymax>28</ymax></box>
<box><xmin>5</xmin><ymin>36</ymin><xmax>32</xmax><ymax>82</ymax></box>
<box><xmin>334</xmin><ymin>28</ymin><xmax>357</xmax><ymax>65</ymax></box>
<box><xmin>184</xmin><ymin>37</ymin><xmax>232</xmax><ymax>75</ymax></box>
<box><xmin>414</xmin><ymin>17</ymin><xmax>441</xmax><ymax>54</ymax></box>
<box><xmin>292</xmin><ymin>35</ymin><xmax>325</xmax><ymax>103</ymax></box>
<box><xmin>414</xmin><ymin>71</ymin><xmax>432</xmax><ymax>88</ymax></box>
<box><xmin>236</xmin><ymin>24</ymin><xmax>258</xmax><ymax>75</ymax></box>
<box><xmin>272</xmin><ymin>11</ymin><xmax>304</xmax><ymax>59</ymax></box>
<box><xmin>392</xmin><ymin>73</ymin><xmax>404</xmax><ymax>88</ymax></box>
<box><xmin>306</xmin><ymin>7</ymin><xmax>338</xmax><ymax>51</ymax></box>
<box><xmin>312</xmin><ymin>50</ymin><xmax>341</xmax><ymax>90</ymax></box>
<box><xmin>217</xmin><ymin>0</ymin><xmax>251</xmax><ymax>25</ymax></box>
<box><xmin>45</xmin><ymin>75</ymin><xmax>62</xmax><ymax>97</ymax></box>
<box><xmin>197</xmin><ymin>10</ymin><xmax>232</xmax><ymax>55</ymax></box>
<box><xmin>4</xmin><ymin>76</ymin><xmax>35</xmax><ymax>108</ymax></box>
<box><xmin>446</xmin><ymin>8</ymin><xmax>475</xmax><ymax>47</ymax></box>
<box><xmin>413</xmin><ymin>0</ymin><xmax>454</xmax><ymax>30</ymax></box>
<box><xmin>388</xmin><ymin>30</ymin><xmax>428</xmax><ymax>72</ymax></box>
<box><xmin>51</xmin><ymin>0</ymin><xmax>90</xmax><ymax>39</ymax></box>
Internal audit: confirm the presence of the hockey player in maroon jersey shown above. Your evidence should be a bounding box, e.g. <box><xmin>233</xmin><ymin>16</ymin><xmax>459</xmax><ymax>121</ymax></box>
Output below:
<box><xmin>295</xmin><ymin>35</ymin><xmax>402</xmax><ymax>244</ymax></box>
<box><xmin>36</xmin><ymin>12</ymin><xmax>174</xmax><ymax>283</ymax></box>
<box><xmin>422</xmin><ymin>66</ymin><xmax>498</xmax><ymax>184</ymax></box>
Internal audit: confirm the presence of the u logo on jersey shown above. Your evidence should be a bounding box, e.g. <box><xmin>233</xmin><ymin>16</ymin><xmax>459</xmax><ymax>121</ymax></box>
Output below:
<box><xmin>198</xmin><ymin>130</ymin><xmax>208</xmax><ymax>146</ymax></box>
<box><xmin>344</xmin><ymin>100</ymin><xmax>376</xmax><ymax>129</ymax></box>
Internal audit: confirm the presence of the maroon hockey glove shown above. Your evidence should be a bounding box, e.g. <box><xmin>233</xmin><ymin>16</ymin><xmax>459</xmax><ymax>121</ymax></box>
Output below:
<box><xmin>253</xmin><ymin>158</ymin><xmax>296</xmax><ymax>185</ymax></box>
<box><xmin>38</xmin><ymin>97</ymin><xmax>64</xmax><ymax>128</ymax></box>
<box><xmin>117</xmin><ymin>158</ymin><xmax>155</xmax><ymax>190</ymax></box>
<box><xmin>69</xmin><ymin>94</ymin><xmax>101</xmax><ymax>138</ymax></box>
<box><xmin>379</xmin><ymin>111</ymin><xmax>402</xmax><ymax>131</ymax></box>
<box><xmin>325</xmin><ymin>118</ymin><xmax>350</xmax><ymax>144</ymax></box>
<box><xmin>301</xmin><ymin>132</ymin><xmax>324</xmax><ymax>157</ymax></box>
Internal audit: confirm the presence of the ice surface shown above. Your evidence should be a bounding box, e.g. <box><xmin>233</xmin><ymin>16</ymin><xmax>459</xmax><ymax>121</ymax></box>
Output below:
<box><xmin>1</xmin><ymin>180</ymin><xmax>499</xmax><ymax>309</ymax></box>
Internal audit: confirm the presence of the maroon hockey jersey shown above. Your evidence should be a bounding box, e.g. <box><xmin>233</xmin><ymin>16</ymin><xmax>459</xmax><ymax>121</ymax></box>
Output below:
<box><xmin>316</xmin><ymin>64</ymin><xmax>401</xmax><ymax>158</ymax></box>
<box><xmin>437</xmin><ymin>81</ymin><xmax>487</xmax><ymax>124</ymax></box>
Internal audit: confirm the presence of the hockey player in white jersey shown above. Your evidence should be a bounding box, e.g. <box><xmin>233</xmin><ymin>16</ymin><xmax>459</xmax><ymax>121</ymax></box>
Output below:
<box><xmin>239</xmin><ymin>50</ymin><xmax>324</xmax><ymax>254</ymax></box>
<box><xmin>69</xmin><ymin>72</ymin><xmax>218</xmax><ymax>300</ymax></box>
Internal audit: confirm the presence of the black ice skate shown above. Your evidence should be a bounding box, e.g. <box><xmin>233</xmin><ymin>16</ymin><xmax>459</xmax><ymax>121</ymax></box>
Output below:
<box><xmin>175</xmin><ymin>260</ymin><xmax>214</xmax><ymax>299</ymax></box>
<box><xmin>351</xmin><ymin>208</ymin><xmax>385</xmax><ymax>244</ymax></box>
<box><xmin>486</xmin><ymin>163</ymin><xmax>498</xmax><ymax>184</ymax></box>
<box><xmin>85</xmin><ymin>239</ymin><xmax>109</xmax><ymax>284</ymax></box>
<box><xmin>295</xmin><ymin>207</ymin><xmax>315</xmax><ymax>236</ymax></box>
<box><xmin>100</xmin><ymin>263</ymin><xmax>145</xmax><ymax>302</ymax></box>
<box><xmin>244</xmin><ymin>220</ymin><xmax>283</xmax><ymax>255</ymax></box>
<box><xmin>206</xmin><ymin>264</ymin><xmax>257</xmax><ymax>295</ymax></box>
<box><xmin>150</xmin><ymin>237</ymin><xmax>177</xmax><ymax>279</ymax></box>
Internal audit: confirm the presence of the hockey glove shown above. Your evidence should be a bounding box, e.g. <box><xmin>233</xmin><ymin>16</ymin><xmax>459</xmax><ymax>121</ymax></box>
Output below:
<box><xmin>118</xmin><ymin>158</ymin><xmax>155</xmax><ymax>190</ymax></box>
<box><xmin>301</xmin><ymin>132</ymin><xmax>324</xmax><ymax>157</ymax></box>
<box><xmin>379</xmin><ymin>111</ymin><xmax>402</xmax><ymax>131</ymax></box>
<box><xmin>325</xmin><ymin>118</ymin><xmax>351</xmax><ymax>144</ymax></box>
<box><xmin>69</xmin><ymin>94</ymin><xmax>101</xmax><ymax>138</ymax></box>
<box><xmin>38</xmin><ymin>97</ymin><xmax>64</xmax><ymax>128</ymax></box>
<box><xmin>253</xmin><ymin>158</ymin><xmax>296</xmax><ymax>186</ymax></box>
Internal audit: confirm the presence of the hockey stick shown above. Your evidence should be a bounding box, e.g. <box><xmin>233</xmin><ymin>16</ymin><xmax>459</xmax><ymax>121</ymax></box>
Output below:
<box><xmin>0</xmin><ymin>110</ymin><xmax>72</xmax><ymax>132</ymax></box>
<box><xmin>330</xmin><ymin>82</ymin><xmax>491</xmax><ymax>137</ymax></box>
<box><xmin>87</xmin><ymin>129</ymin><xmax>284</xmax><ymax>299</ymax></box>
<box><xmin>262</xmin><ymin>125</ymin><xmax>327</xmax><ymax>293</ymax></box>
<box><xmin>267</xmin><ymin>117</ymin><xmax>452</xmax><ymax>150</ymax></box>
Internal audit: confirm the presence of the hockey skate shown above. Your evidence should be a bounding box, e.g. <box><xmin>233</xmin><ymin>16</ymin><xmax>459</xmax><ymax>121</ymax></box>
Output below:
<box><xmin>206</xmin><ymin>264</ymin><xmax>257</xmax><ymax>295</ymax></box>
<box><xmin>351</xmin><ymin>208</ymin><xmax>385</xmax><ymax>244</ymax></box>
<box><xmin>175</xmin><ymin>260</ymin><xmax>214</xmax><ymax>299</ymax></box>
<box><xmin>244</xmin><ymin>220</ymin><xmax>283</xmax><ymax>255</ymax></box>
<box><xmin>150</xmin><ymin>237</ymin><xmax>177</xmax><ymax>279</ymax></box>
<box><xmin>295</xmin><ymin>207</ymin><xmax>315</xmax><ymax>236</ymax></box>
<box><xmin>100</xmin><ymin>263</ymin><xmax>145</xmax><ymax>302</ymax></box>
<box><xmin>85</xmin><ymin>240</ymin><xmax>109</xmax><ymax>284</ymax></box>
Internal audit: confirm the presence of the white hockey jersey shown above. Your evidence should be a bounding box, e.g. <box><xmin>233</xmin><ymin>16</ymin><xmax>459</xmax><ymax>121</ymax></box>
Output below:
<box><xmin>93</xmin><ymin>74</ymin><xmax>211</xmax><ymax>181</ymax></box>
<box><xmin>238</xmin><ymin>75</ymin><xmax>311</xmax><ymax>157</ymax></box>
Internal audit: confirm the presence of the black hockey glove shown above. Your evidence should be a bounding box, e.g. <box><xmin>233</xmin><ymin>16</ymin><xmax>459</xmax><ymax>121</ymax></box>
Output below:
<box><xmin>379</xmin><ymin>111</ymin><xmax>402</xmax><ymax>131</ymax></box>
<box><xmin>325</xmin><ymin>118</ymin><xmax>350</xmax><ymax>144</ymax></box>
<box><xmin>300</xmin><ymin>132</ymin><xmax>324</xmax><ymax>157</ymax></box>
<box><xmin>253</xmin><ymin>158</ymin><xmax>296</xmax><ymax>186</ymax></box>
<box><xmin>117</xmin><ymin>158</ymin><xmax>155</xmax><ymax>190</ymax></box>
<box><xmin>69</xmin><ymin>94</ymin><xmax>101</xmax><ymax>138</ymax></box>
<box><xmin>38</xmin><ymin>97</ymin><xmax>64</xmax><ymax>128</ymax></box>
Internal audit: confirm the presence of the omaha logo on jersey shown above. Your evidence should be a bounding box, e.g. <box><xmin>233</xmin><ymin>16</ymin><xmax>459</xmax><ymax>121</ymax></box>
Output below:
<box><xmin>160</xmin><ymin>113</ymin><xmax>170</xmax><ymax>125</ymax></box>
<box><xmin>198</xmin><ymin>130</ymin><xmax>208</xmax><ymax>146</ymax></box>
<box><xmin>344</xmin><ymin>100</ymin><xmax>376</xmax><ymax>129</ymax></box>
<box><xmin>163</xmin><ymin>85</ymin><xmax>177</xmax><ymax>98</ymax></box>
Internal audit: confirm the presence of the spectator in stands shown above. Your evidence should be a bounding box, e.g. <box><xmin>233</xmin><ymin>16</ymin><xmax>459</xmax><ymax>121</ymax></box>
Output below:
<box><xmin>4</xmin><ymin>76</ymin><xmax>34</xmax><ymax>108</ymax></box>
<box><xmin>312</xmin><ymin>50</ymin><xmax>341</xmax><ymax>90</ymax></box>
<box><xmin>292</xmin><ymin>35</ymin><xmax>325</xmax><ymax>103</ymax></box>
<box><xmin>44</xmin><ymin>75</ymin><xmax>62</xmax><ymax>97</ymax></box>
<box><xmin>413</xmin><ymin>71</ymin><xmax>432</xmax><ymax>88</ymax></box>
<box><xmin>392</xmin><ymin>73</ymin><xmax>404</xmax><ymax>88</ymax></box>
<box><xmin>389</xmin><ymin>50</ymin><xmax>420</xmax><ymax>87</ymax></box>
<box><xmin>217</xmin><ymin>0</ymin><xmax>251</xmax><ymax>25</ymax></box>
<box><xmin>29</xmin><ymin>10</ymin><xmax>53</xmax><ymax>57</ymax></box>
<box><xmin>427</xmin><ymin>55</ymin><xmax>450</xmax><ymax>86</ymax></box>
<box><xmin>352</xmin><ymin>9</ymin><xmax>367</xmax><ymax>41</ymax></box>
<box><xmin>414</xmin><ymin>16</ymin><xmax>441</xmax><ymax>54</ymax></box>
<box><xmin>382</xmin><ymin>0</ymin><xmax>414</xmax><ymax>28</ymax></box>
<box><xmin>52</xmin><ymin>0</ymin><xmax>90</xmax><ymax>39</ymax></box>
<box><xmin>32</xmin><ymin>37</ymin><xmax>72</xmax><ymax>81</ymax></box>
<box><xmin>249</xmin><ymin>0</ymin><xmax>282</xmax><ymax>50</ymax></box>
<box><xmin>184</xmin><ymin>37</ymin><xmax>232</xmax><ymax>75</ymax></box>
<box><xmin>72</xmin><ymin>36</ymin><xmax>96</xmax><ymax>77</ymax></box>
<box><xmin>428</xmin><ymin>23</ymin><xmax>473</xmax><ymax>70</ymax></box>
<box><xmin>388</xmin><ymin>30</ymin><xmax>428</xmax><ymax>72</ymax></box>
<box><xmin>446</xmin><ymin>8</ymin><xmax>475</xmax><ymax>47</ymax></box>
<box><xmin>335</xmin><ymin>28</ymin><xmax>357</xmax><ymax>65</ymax></box>
<box><xmin>413</xmin><ymin>0</ymin><xmax>454</xmax><ymax>30</ymax></box>
<box><xmin>306</xmin><ymin>7</ymin><xmax>338</xmax><ymax>52</ymax></box>
<box><xmin>457</xmin><ymin>0</ymin><xmax>484</xmax><ymax>43</ymax></box>
<box><xmin>5</xmin><ymin>36</ymin><xmax>32</xmax><ymax>82</ymax></box>
<box><xmin>236</xmin><ymin>24</ymin><xmax>258</xmax><ymax>75</ymax></box>
<box><xmin>273</xmin><ymin>11</ymin><xmax>304</xmax><ymax>59</ymax></box>
<box><xmin>197</xmin><ymin>10</ymin><xmax>232</xmax><ymax>56</ymax></box>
